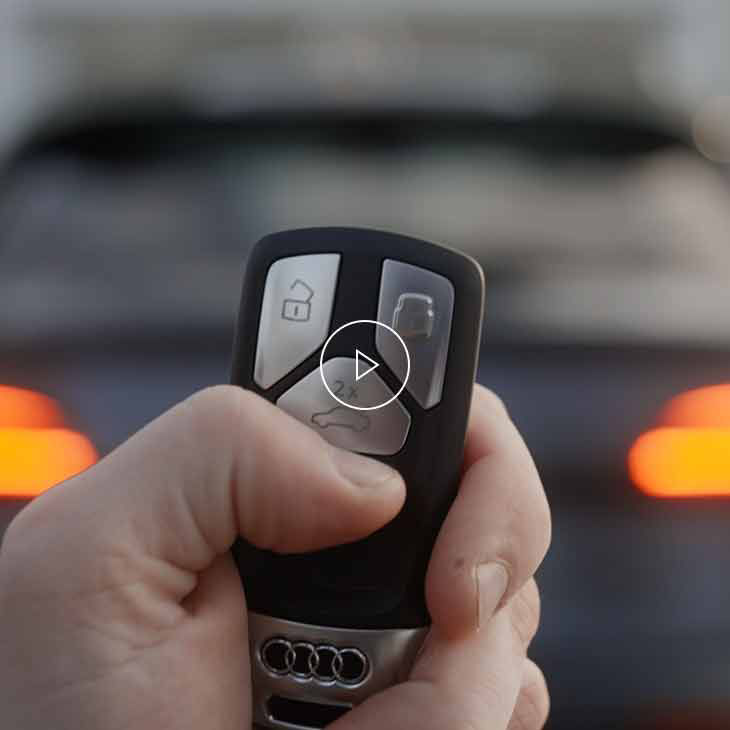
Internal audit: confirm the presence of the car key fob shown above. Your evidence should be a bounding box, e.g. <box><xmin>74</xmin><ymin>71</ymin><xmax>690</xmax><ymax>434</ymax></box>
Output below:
<box><xmin>230</xmin><ymin>227</ymin><xmax>484</xmax><ymax>729</ymax></box>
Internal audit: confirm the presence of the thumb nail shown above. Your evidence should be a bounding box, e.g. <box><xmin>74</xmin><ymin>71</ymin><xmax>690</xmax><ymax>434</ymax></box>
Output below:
<box><xmin>332</xmin><ymin>448</ymin><xmax>401</xmax><ymax>489</ymax></box>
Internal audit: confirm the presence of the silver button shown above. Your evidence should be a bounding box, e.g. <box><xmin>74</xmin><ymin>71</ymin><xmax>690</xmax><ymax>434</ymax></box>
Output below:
<box><xmin>254</xmin><ymin>254</ymin><xmax>340</xmax><ymax>389</ymax></box>
<box><xmin>277</xmin><ymin>358</ymin><xmax>410</xmax><ymax>456</ymax></box>
<box><xmin>376</xmin><ymin>260</ymin><xmax>454</xmax><ymax>409</ymax></box>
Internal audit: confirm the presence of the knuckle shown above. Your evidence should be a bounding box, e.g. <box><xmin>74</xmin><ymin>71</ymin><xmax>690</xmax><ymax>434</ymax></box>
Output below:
<box><xmin>183</xmin><ymin>386</ymin><xmax>265</xmax><ymax>475</ymax></box>
<box><xmin>509</xmin><ymin>661</ymin><xmax>550</xmax><ymax>730</ymax></box>
<box><xmin>185</xmin><ymin>385</ymin><xmax>253</xmax><ymax>432</ymax></box>
<box><xmin>186</xmin><ymin>388</ymin><xmax>301</xmax><ymax>553</ymax></box>
<box><xmin>475</xmin><ymin>385</ymin><xmax>509</xmax><ymax>417</ymax></box>
<box><xmin>508</xmin><ymin>579</ymin><xmax>541</xmax><ymax>648</ymax></box>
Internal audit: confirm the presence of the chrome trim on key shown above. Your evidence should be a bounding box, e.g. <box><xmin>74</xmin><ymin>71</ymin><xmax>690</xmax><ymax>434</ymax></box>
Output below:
<box><xmin>248</xmin><ymin>612</ymin><xmax>428</xmax><ymax>729</ymax></box>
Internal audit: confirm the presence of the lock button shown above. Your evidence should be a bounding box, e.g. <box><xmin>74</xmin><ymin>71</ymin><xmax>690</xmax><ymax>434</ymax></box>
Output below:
<box><xmin>254</xmin><ymin>255</ymin><xmax>340</xmax><ymax>389</ymax></box>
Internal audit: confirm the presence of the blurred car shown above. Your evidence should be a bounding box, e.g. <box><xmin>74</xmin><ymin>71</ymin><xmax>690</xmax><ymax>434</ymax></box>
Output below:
<box><xmin>2</xmin><ymin>3</ymin><xmax>730</xmax><ymax>729</ymax></box>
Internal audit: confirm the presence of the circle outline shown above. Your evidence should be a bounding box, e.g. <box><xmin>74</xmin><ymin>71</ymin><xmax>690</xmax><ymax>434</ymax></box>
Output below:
<box><xmin>259</xmin><ymin>638</ymin><xmax>369</xmax><ymax>686</ymax></box>
<box><xmin>319</xmin><ymin>319</ymin><xmax>411</xmax><ymax>412</ymax></box>
<box><xmin>311</xmin><ymin>644</ymin><xmax>338</xmax><ymax>683</ymax></box>
<box><xmin>333</xmin><ymin>647</ymin><xmax>370</xmax><ymax>685</ymax></box>
<box><xmin>290</xmin><ymin>641</ymin><xmax>316</xmax><ymax>679</ymax></box>
<box><xmin>261</xmin><ymin>637</ymin><xmax>292</xmax><ymax>675</ymax></box>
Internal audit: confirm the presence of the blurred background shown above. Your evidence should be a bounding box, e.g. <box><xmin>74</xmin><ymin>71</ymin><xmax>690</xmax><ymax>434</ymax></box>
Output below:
<box><xmin>2</xmin><ymin>1</ymin><xmax>730</xmax><ymax>728</ymax></box>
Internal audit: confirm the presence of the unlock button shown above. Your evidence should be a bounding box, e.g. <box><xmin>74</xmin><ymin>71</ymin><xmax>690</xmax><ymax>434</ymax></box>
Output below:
<box><xmin>281</xmin><ymin>279</ymin><xmax>314</xmax><ymax>322</ymax></box>
<box><xmin>254</xmin><ymin>255</ymin><xmax>340</xmax><ymax>389</ymax></box>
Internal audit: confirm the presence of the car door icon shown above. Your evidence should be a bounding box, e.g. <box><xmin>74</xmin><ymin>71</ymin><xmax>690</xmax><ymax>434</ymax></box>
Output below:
<box><xmin>393</xmin><ymin>292</ymin><xmax>435</xmax><ymax>339</ymax></box>
<box><xmin>281</xmin><ymin>279</ymin><xmax>314</xmax><ymax>322</ymax></box>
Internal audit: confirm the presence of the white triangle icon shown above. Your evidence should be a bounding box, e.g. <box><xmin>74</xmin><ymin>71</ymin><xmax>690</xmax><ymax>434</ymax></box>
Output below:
<box><xmin>355</xmin><ymin>350</ymin><xmax>379</xmax><ymax>381</ymax></box>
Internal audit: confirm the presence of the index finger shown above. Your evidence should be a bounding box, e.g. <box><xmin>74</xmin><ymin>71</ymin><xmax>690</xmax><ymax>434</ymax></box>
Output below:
<box><xmin>464</xmin><ymin>385</ymin><xmax>529</xmax><ymax>471</ymax></box>
<box><xmin>331</xmin><ymin>588</ymin><xmax>532</xmax><ymax>730</ymax></box>
<box><xmin>425</xmin><ymin>384</ymin><xmax>551</xmax><ymax>637</ymax></box>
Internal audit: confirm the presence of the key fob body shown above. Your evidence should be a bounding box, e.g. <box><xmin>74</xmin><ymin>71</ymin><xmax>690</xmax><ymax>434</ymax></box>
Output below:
<box><xmin>230</xmin><ymin>227</ymin><xmax>484</xmax><ymax>728</ymax></box>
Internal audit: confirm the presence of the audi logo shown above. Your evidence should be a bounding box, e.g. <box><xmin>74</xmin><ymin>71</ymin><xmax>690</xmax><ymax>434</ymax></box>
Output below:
<box><xmin>260</xmin><ymin>637</ymin><xmax>370</xmax><ymax>686</ymax></box>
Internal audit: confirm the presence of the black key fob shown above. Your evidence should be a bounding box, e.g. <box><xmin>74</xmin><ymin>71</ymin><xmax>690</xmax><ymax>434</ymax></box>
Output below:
<box><xmin>230</xmin><ymin>227</ymin><xmax>484</xmax><ymax>729</ymax></box>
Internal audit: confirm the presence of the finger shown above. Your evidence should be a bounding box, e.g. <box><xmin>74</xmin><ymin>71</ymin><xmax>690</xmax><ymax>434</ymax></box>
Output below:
<box><xmin>507</xmin><ymin>579</ymin><xmax>541</xmax><ymax>649</ymax></box>
<box><xmin>464</xmin><ymin>384</ymin><xmax>512</xmax><ymax>471</ymax></box>
<box><xmin>426</xmin><ymin>385</ymin><xmax>550</xmax><ymax>637</ymax></box>
<box><xmin>3</xmin><ymin>387</ymin><xmax>405</xmax><ymax>592</ymax></box>
<box><xmin>464</xmin><ymin>384</ymin><xmax>528</xmax><ymax>471</ymax></box>
<box><xmin>332</xmin><ymin>586</ymin><xmax>531</xmax><ymax>730</ymax></box>
<box><xmin>177</xmin><ymin>555</ymin><xmax>250</xmax><ymax>729</ymax></box>
<box><xmin>507</xmin><ymin>660</ymin><xmax>550</xmax><ymax>730</ymax></box>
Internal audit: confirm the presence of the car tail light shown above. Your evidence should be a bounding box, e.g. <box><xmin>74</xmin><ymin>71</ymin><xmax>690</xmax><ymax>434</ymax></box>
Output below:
<box><xmin>0</xmin><ymin>428</ymin><xmax>97</xmax><ymax>498</ymax></box>
<box><xmin>0</xmin><ymin>386</ymin><xmax>65</xmax><ymax>428</ymax></box>
<box><xmin>0</xmin><ymin>387</ymin><xmax>97</xmax><ymax>498</ymax></box>
<box><xmin>661</xmin><ymin>384</ymin><xmax>730</xmax><ymax>428</ymax></box>
<box><xmin>629</xmin><ymin>384</ymin><xmax>730</xmax><ymax>498</ymax></box>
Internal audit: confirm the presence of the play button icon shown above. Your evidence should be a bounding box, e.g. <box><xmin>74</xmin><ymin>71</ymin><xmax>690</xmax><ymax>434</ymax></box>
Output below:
<box><xmin>355</xmin><ymin>349</ymin><xmax>379</xmax><ymax>381</ymax></box>
<box><xmin>319</xmin><ymin>319</ymin><xmax>411</xmax><ymax>411</ymax></box>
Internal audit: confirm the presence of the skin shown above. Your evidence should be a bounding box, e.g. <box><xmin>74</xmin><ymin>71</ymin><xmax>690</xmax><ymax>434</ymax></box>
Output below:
<box><xmin>0</xmin><ymin>384</ymin><xmax>551</xmax><ymax>730</ymax></box>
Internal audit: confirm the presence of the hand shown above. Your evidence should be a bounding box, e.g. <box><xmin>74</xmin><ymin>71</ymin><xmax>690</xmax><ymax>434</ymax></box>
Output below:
<box><xmin>0</xmin><ymin>384</ymin><xmax>551</xmax><ymax>730</ymax></box>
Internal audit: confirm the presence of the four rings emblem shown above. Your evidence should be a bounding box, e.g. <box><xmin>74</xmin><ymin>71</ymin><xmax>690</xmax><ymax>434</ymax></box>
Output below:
<box><xmin>260</xmin><ymin>637</ymin><xmax>370</xmax><ymax>686</ymax></box>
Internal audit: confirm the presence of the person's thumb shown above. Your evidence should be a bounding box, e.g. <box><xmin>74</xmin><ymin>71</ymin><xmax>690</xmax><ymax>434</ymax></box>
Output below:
<box><xmin>2</xmin><ymin>386</ymin><xmax>406</xmax><ymax>590</ymax></box>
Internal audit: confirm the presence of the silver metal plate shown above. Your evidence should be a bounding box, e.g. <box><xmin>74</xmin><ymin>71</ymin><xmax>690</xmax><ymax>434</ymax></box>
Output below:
<box><xmin>276</xmin><ymin>358</ymin><xmax>411</xmax><ymax>456</ymax></box>
<box><xmin>249</xmin><ymin>612</ymin><xmax>428</xmax><ymax>729</ymax></box>
<box><xmin>254</xmin><ymin>254</ymin><xmax>340</xmax><ymax>389</ymax></box>
<box><xmin>376</xmin><ymin>259</ymin><xmax>455</xmax><ymax>409</ymax></box>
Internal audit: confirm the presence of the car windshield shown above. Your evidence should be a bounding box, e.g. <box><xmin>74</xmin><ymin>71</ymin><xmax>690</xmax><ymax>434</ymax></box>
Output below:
<box><xmin>3</xmin><ymin>114</ymin><xmax>729</xmax><ymax>351</ymax></box>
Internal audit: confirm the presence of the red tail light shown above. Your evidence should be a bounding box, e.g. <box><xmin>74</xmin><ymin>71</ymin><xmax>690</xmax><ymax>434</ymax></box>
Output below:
<box><xmin>630</xmin><ymin>385</ymin><xmax>730</xmax><ymax>498</ymax></box>
<box><xmin>0</xmin><ymin>386</ymin><xmax>98</xmax><ymax>498</ymax></box>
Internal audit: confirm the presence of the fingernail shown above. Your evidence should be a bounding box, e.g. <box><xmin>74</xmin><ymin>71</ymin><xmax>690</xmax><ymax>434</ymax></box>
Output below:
<box><xmin>332</xmin><ymin>448</ymin><xmax>401</xmax><ymax>489</ymax></box>
<box><xmin>476</xmin><ymin>562</ymin><xmax>509</xmax><ymax>630</ymax></box>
